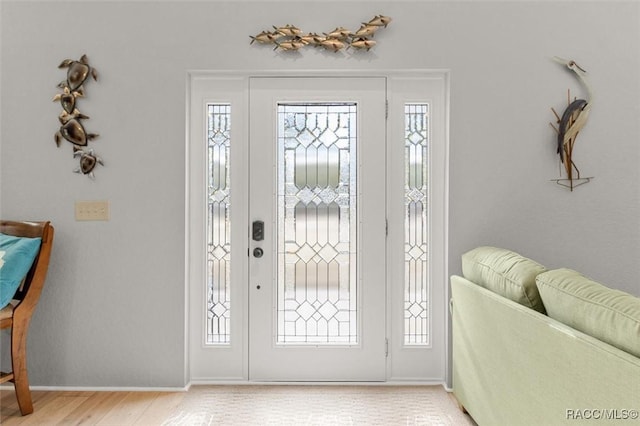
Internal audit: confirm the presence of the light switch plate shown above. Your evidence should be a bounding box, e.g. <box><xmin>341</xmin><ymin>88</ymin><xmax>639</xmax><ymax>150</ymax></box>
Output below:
<box><xmin>75</xmin><ymin>200</ymin><xmax>109</xmax><ymax>221</ymax></box>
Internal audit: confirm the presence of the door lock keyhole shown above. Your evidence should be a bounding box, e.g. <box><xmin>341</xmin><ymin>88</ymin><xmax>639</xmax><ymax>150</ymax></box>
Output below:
<box><xmin>253</xmin><ymin>247</ymin><xmax>264</xmax><ymax>258</ymax></box>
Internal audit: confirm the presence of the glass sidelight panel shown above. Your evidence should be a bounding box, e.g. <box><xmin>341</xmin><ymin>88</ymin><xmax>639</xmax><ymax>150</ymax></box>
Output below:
<box><xmin>206</xmin><ymin>104</ymin><xmax>231</xmax><ymax>344</ymax></box>
<box><xmin>404</xmin><ymin>103</ymin><xmax>429</xmax><ymax>345</ymax></box>
<box><xmin>277</xmin><ymin>104</ymin><xmax>358</xmax><ymax>344</ymax></box>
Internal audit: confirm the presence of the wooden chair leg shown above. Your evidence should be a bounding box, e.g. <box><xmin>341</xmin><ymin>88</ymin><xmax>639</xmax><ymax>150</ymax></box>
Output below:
<box><xmin>12</xmin><ymin>325</ymin><xmax>34</xmax><ymax>415</ymax></box>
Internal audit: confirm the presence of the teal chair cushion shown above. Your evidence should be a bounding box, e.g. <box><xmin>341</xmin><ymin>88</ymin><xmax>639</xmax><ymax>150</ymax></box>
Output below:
<box><xmin>0</xmin><ymin>233</ymin><xmax>42</xmax><ymax>308</ymax></box>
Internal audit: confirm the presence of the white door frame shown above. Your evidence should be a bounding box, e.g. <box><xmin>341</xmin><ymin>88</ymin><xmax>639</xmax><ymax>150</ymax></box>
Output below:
<box><xmin>186</xmin><ymin>70</ymin><xmax>450</xmax><ymax>384</ymax></box>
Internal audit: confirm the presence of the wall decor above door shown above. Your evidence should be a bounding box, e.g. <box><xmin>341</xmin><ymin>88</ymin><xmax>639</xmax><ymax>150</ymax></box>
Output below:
<box><xmin>250</xmin><ymin>15</ymin><xmax>391</xmax><ymax>52</ymax></box>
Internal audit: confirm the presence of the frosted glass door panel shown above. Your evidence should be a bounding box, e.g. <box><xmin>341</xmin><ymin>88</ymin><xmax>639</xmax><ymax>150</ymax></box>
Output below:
<box><xmin>404</xmin><ymin>104</ymin><xmax>429</xmax><ymax>346</ymax></box>
<box><xmin>207</xmin><ymin>104</ymin><xmax>231</xmax><ymax>345</ymax></box>
<box><xmin>277</xmin><ymin>104</ymin><xmax>357</xmax><ymax>344</ymax></box>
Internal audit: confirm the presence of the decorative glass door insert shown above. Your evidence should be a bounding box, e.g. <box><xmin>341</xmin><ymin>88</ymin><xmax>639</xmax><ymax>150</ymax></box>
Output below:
<box><xmin>404</xmin><ymin>103</ymin><xmax>429</xmax><ymax>346</ymax></box>
<box><xmin>277</xmin><ymin>104</ymin><xmax>357</xmax><ymax>344</ymax></box>
<box><xmin>207</xmin><ymin>104</ymin><xmax>231</xmax><ymax>344</ymax></box>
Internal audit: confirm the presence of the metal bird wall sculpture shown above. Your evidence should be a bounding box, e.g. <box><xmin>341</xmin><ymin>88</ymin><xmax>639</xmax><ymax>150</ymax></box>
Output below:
<box><xmin>549</xmin><ymin>56</ymin><xmax>593</xmax><ymax>190</ymax></box>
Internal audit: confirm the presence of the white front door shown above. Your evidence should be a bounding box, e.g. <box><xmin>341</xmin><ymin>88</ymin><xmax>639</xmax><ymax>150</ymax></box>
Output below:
<box><xmin>188</xmin><ymin>72</ymin><xmax>449</xmax><ymax>384</ymax></box>
<box><xmin>248</xmin><ymin>77</ymin><xmax>387</xmax><ymax>381</ymax></box>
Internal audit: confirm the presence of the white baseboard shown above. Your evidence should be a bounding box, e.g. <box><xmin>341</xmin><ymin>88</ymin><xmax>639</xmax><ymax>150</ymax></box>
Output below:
<box><xmin>189</xmin><ymin>380</ymin><xmax>447</xmax><ymax>387</ymax></box>
<box><xmin>2</xmin><ymin>382</ymin><xmax>446</xmax><ymax>391</ymax></box>
<box><xmin>0</xmin><ymin>384</ymin><xmax>190</xmax><ymax>392</ymax></box>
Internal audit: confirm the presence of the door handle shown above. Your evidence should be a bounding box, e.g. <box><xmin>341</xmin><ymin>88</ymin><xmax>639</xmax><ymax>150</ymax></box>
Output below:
<box><xmin>252</xmin><ymin>220</ymin><xmax>264</xmax><ymax>241</ymax></box>
<box><xmin>253</xmin><ymin>247</ymin><xmax>264</xmax><ymax>258</ymax></box>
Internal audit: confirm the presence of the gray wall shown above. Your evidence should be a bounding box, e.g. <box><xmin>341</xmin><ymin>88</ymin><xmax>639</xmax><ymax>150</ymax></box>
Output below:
<box><xmin>1</xmin><ymin>0</ymin><xmax>638</xmax><ymax>387</ymax></box>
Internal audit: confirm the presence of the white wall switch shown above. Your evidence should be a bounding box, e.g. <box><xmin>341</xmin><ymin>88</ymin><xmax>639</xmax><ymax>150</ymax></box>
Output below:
<box><xmin>75</xmin><ymin>200</ymin><xmax>110</xmax><ymax>221</ymax></box>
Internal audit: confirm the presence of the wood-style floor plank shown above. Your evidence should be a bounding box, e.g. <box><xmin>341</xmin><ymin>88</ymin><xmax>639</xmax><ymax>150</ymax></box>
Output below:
<box><xmin>1</xmin><ymin>391</ymin><xmax>64</xmax><ymax>425</ymax></box>
<box><xmin>132</xmin><ymin>392</ymin><xmax>185</xmax><ymax>426</ymax></box>
<box><xmin>93</xmin><ymin>391</ymin><xmax>160</xmax><ymax>426</ymax></box>
<box><xmin>0</xmin><ymin>388</ymin><xmax>22</xmax><ymax>421</ymax></box>
<box><xmin>19</xmin><ymin>395</ymin><xmax>90</xmax><ymax>425</ymax></box>
<box><xmin>58</xmin><ymin>391</ymin><xmax>128</xmax><ymax>425</ymax></box>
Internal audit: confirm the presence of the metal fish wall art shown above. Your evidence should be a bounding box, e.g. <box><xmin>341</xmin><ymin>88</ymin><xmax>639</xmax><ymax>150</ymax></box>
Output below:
<box><xmin>53</xmin><ymin>54</ymin><xmax>103</xmax><ymax>179</ymax></box>
<box><xmin>250</xmin><ymin>15</ymin><xmax>392</xmax><ymax>52</ymax></box>
<box><xmin>250</xmin><ymin>30</ymin><xmax>283</xmax><ymax>45</ymax></box>
<box><xmin>326</xmin><ymin>27</ymin><xmax>353</xmax><ymax>40</ymax></box>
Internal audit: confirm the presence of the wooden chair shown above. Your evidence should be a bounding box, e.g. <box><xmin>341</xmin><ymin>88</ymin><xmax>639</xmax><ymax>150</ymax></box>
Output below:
<box><xmin>0</xmin><ymin>221</ymin><xmax>54</xmax><ymax>415</ymax></box>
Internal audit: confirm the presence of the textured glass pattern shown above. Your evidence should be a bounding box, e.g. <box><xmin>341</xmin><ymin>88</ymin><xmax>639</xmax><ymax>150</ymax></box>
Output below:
<box><xmin>404</xmin><ymin>104</ymin><xmax>429</xmax><ymax>345</ymax></box>
<box><xmin>206</xmin><ymin>104</ymin><xmax>231</xmax><ymax>344</ymax></box>
<box><xmin>277</xmin><ymin>104</ymin><xmax>358</xmax><ymax>344</ymax></box>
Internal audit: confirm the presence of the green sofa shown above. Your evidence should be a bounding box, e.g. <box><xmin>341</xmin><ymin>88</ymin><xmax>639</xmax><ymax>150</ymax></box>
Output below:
<box><xmin>451</xmin><ymin>247</ymin><xmax>640</xmax><ymax>425</ymax></box>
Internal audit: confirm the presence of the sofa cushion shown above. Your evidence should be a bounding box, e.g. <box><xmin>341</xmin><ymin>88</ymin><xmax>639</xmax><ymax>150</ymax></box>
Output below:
<box><xmin>461</xmin><ymin>246</ymin><xmax>547</xmax><ymax>313</ymax></box>
<box><xmin>536</xmin><ymin>268</ymin><xmax>640</xmax><ymax>358</ymax></box>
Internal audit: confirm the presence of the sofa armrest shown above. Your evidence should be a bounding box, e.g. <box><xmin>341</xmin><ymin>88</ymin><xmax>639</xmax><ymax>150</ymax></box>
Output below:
<box><xmin>451</xmin><ymin>275</ymin><xmax>640</xmax><ymax>426</ymax></box>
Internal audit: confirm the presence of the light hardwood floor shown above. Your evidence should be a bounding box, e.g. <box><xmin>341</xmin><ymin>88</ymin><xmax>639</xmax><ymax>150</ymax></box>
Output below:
<box><xmin>1</xmin><ymin>390</ymin><xmax>183</xmax><ymax>425</ymax></box>
<box><xmin>1</xmin><ymin>385</ymin><xmax>477</xmax><ymax>425</ymax></box>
